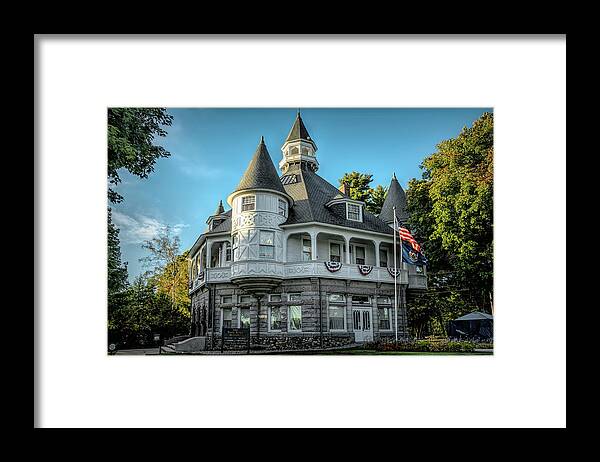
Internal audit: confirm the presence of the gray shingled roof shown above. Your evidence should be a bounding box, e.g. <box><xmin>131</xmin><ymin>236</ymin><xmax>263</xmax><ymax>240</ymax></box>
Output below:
<box><xmin>285</xmin><ymin>112</ymin><xmax>316</xmax><ymax>148</ymax></box>
<box><xmin>282</xmin><ymin>164</ymin><xmax>393</xmax><ymax>235</ymax></box>
<box><xmin>378</xmin><ymin>173</ymin><xmax>409</xmax><ymax>224</ymax></box>
<box><xmin>206</xmin><ymin>209</ymin><xmax>232</xmax><ymax>235</ymax></box>
<box><xmin>233</xmin><ymin>137</ymin><xmax>288</xmax><ymax>195</ymax></box>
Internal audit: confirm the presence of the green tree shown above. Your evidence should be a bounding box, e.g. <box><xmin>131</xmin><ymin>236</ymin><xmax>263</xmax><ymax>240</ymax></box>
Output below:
<box><xmin>406</xmin><ymin>112</ymin><xmax>494</xmax><ymax>319</ymax></box>
<box><xmin>107</xmin><ymin>207</ymin><xmax>128</xmax><ymax>295</ymax></box>
<box><xmin>107</xmin><ymin>108</ymin><xmax>173</xmax><ymax>204</ymax></box>
<box><xmin>140</xmin><ymin>226</ymin><xmax>191</xmax><ymax>316</ymax></box>
<box><xmin>339</xmin><ymin>171</ymin><xmax>374</xmax><ymax>204</ymax></box>
<box><xmin>368</xmin><ymin>184</ymin><xmax>387</xmax><ymax>215</ymax></box>
<box><xmin>339</xmin><ymin>171</ymin><xmax>388</xmax><ymax>214</ymax></box>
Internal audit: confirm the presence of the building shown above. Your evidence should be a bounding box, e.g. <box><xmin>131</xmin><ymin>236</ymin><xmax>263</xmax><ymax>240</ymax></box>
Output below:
<box><xmin>187</xmin><ymin>112</ymin><xmax>427</xmax><ymax>350</ymax></box>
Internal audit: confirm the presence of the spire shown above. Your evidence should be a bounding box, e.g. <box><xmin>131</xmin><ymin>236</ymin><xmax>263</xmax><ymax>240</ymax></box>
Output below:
<box><xmin>285</xmin><ymin>111</ymin><xmax>316</xmax><ymax>148</ymax></box>
<box><xmin>213</xmin><ymin>200</ymin><xmax>225</xmax><ymax>216</ymax></box>
<box><xmin>233</xmin><ymin>137</ymin><xmax>287</xmax><ymax>195</ymax></box>
<box><xmin>379</xmin><ymin>174</ymin><xmax>409</xmax><ymax>224</ymax></box>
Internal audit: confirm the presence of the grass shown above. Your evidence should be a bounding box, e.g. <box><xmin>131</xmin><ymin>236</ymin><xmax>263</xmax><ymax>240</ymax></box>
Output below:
<box><xmin>265</xmin><ymin>347</ymin><xmax>493</xmax><ymax>355</ymax></box>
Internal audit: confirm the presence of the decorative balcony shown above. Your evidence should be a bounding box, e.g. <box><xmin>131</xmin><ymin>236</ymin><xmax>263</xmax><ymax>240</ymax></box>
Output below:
<box><xmin>189</xmin><ymin>260</ymin><xmax>428</xmax><ymax>293</ymax></box>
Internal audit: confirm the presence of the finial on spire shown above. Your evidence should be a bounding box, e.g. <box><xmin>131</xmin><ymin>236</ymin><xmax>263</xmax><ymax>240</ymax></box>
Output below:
<box><xmin>393</xmin><ymin>172</ymin><xmax>397</xmax><ymax>180</ymax></box>
<box><xmin>297</xmin><ymin>108</ymin><xmax>301</xmax><ymax>116</ymax></box>
<box><xmin>260</xmin><ymin>135</ymin><xmax>265</xmax><ymax>144</ymax></box>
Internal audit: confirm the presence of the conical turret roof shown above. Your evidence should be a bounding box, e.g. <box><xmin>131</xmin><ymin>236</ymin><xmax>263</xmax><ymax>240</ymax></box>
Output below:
<box><xmin>233</xmin><ymin>137</ymin><xmax>287</xmax><ymax>195</ymax></box>
<box><xmin>285</xmin><ymin>111</ymin><xmax>316</xmax><ymax>148</ymax></box>
<box><xmin>378</xmin><ymin>173</ymin><xmax>409</xmax><ymax>224</ymax></box>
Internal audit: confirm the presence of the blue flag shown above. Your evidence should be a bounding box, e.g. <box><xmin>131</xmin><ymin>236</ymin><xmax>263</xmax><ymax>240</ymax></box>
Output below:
<box><xmin>401</xmin><ymin>239</ymin><xmax>428</xmax><ymax>266</ymax></box>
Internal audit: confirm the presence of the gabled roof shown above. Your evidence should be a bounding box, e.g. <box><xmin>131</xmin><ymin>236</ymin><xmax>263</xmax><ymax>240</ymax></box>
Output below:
<box><xmin>232</xmin><ymin>137</ymin><xmax>287</xmax><ymax>196</ymax></box>
<box><xmin>378</xmin><ymin>173</ymin><xmax>409</xmax><ymax>224</ymax></box>
<box><xmin>454</xmin><ymin>311</ymin><xmax>493</xmax><ymax>321</ymax></box>
<box><xmin>281</xmin><ymin>164</ymin><xmax>393</xmax><ymax>235</ymax></box>
<box><xmin>284</xmin><ymin>112</ymin><xmax>316</xmax><ymax>148</ymax></box>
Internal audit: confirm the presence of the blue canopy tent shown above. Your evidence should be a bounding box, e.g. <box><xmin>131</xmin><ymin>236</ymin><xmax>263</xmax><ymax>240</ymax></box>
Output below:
<box><xmin>447</xmin><ymin>311</ymin><xmax>493</xmax><ymax>340</ymax></box>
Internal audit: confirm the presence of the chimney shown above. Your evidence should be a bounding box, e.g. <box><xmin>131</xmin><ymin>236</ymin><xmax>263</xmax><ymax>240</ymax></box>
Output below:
<box><xmin>339</xmin><ymin>181</ymin><xmax>350</xmax><ymax>196</ymax></box>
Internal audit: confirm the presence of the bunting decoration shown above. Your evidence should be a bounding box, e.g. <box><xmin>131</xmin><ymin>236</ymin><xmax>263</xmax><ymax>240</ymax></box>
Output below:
<box><xmin>387</xmin><ymin>267</ymin><xmax>401</xmax><ymax>278</ymax></box>
<box><xmin>357</xmin><ymin>264</ymin><xmax>373</xmax><ymax>276</ymax></box>
<box><xmin>324</xmin><ymin>261</ymin><xmax>343</xmax><ymax>272</ymax></box>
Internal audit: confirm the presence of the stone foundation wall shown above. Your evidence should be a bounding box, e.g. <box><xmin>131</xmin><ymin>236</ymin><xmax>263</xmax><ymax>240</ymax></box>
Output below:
<box><xmin>207</xmin><ymin>332</ymin><xmax>355</xmax><ymax>351</ymax></box>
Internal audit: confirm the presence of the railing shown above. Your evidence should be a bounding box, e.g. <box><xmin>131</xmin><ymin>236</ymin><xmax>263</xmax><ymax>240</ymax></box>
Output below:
<box><xmin>189</xmin><ymin>260</ymin><xmax>426</xmax><ymax>292</ymax></box>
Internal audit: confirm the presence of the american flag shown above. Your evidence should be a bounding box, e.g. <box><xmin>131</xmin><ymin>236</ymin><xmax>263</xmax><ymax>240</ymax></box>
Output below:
<box><xmin>398</xmin><ymin>225</ymin><xmax>421</xmax><ymax>252</ymax></box>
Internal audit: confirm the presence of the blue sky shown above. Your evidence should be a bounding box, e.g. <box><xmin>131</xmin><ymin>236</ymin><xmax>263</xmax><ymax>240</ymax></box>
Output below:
<box><xmin>111</xmin><ymin>107</ymin><xmax>491</xmax><ymax>281</ymax></box>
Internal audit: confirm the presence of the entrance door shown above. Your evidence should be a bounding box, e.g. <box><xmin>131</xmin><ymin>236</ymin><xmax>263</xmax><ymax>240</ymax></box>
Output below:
<box><xmin>352</xmin><ymin>308</ymin><xmax>373</xmax><ymax>342</ymax></box>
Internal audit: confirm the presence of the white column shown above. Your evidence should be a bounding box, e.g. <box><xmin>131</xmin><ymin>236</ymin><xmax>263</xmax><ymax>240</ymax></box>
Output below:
<box><xmin>344</xmin><ymin>237</ymin><xmax>350</xmax><ymax>264</ymax></box>
<box><xmin>206</xmin><ymin>240</ymin><xmax>212</xmax><ymax>269</ymax></box>
<box><xmin>311</xmin><ymin>231</ymin><xmax>317</xmax><ymax>261</ymax></box>
<box><xmin>374</xmin><ymin>240</ymin><xmax>380</xmax><ymax>267</ymax></box>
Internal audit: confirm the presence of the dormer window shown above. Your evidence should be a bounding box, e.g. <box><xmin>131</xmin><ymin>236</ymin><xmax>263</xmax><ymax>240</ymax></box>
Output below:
<box><xmin>241</xmin><ymin>195</ymin><xmax>255</xmax><ymax>212</ymax></box>
<box><xmin>347</xmin><ymin>203</ymin><xmax>362</xmax><ymax>222</ymax></box>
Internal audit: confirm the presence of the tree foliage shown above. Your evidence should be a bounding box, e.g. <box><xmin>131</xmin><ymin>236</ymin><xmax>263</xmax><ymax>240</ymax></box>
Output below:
<box><xmin>107</xmin><ymin>207</ymin><xmax>128</xmax><ymax>295</ymax></box>
<box><xmin>339</xmin><ymin>171</ymin><xmax>387</xmax><ymax>215</ymax></box>
<box><xmin>140</xmin><ymin>226</ymin><xmax>191</xmax><ymax>316</ymax></box>
<box><xmin>107</xmin><ymin>108</ymin><xmax>173</xmax><ymax>204</ymax></box>
<box><xmin>405</xmin><ymin>112</ymin><xmax>494</xmax><ymax>335</ymax></box>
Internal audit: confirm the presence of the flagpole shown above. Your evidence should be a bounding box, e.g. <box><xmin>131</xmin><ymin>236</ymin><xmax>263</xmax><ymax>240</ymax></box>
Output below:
<box><xmin>393</xmin><ymin>206</ymin><xmax>398</xmax><ymax>344</ymax></box>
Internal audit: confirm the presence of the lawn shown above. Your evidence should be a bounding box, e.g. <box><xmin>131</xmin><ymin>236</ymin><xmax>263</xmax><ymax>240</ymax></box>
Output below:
<box><xmin>266</xmin><ymin>348</ymin><xmax>493</xmax><ymax>356</ymax></box>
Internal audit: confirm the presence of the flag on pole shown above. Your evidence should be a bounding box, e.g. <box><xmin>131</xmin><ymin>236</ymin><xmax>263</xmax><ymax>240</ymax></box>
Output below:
<box><xmin>396</xmin><ymin>223</ymin><xmax>428</xmax><ymax>265</ymax></box>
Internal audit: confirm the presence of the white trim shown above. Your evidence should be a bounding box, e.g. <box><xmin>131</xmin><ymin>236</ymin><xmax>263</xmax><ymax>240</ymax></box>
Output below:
<box><xmin>346</xmin><ymin>203</ymin><xmax>363</xmax><ymax>222</ymax></box>
<box><xmin>280</xmin><ymin>221</ymin><xmax>394</xmax><ymax>240</ymax></box>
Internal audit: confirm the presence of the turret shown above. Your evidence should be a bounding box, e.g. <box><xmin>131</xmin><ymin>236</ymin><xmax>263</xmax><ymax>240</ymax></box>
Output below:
<box><xmin>279</xmin><ymin>111</ymin><xmax>318</xmax><ymax>173</ymax></box>
<box><xmin>379</xmin><ymin>173</ymin><xmax>409</xmax><ymax>225</ymax></box>
<box><xmin>227</xmin><ymin>137</ymin><xmax>293</xmax><ymax>294</ymax></box>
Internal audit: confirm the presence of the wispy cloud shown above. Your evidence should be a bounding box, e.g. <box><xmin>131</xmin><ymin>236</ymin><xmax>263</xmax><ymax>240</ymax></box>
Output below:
<box><xmin>172</xmin><ymin>152</ymin><xmax>225</xmax><ymax>179</ymax></box>
<box><xmin>112</xmin><ymin>210</ymin><xmax>189</xmax><ymax>245</ymax></box>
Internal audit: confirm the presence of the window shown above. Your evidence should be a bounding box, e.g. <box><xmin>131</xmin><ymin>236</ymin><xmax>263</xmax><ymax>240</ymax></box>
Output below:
<box><xmin>259</xmin><ymin>230</ymin><xmax>275</xmax><ymax>259</ymax></box>
<box><xmin>328</xmin><ymin>294</ymin><xmax>346</xmax><ymax>331</ymax></box>
<box><xmin>239</xmin><ymin>308</ymin><xmax>250</xmax><ymax>328</ymax></box>
<box><xmin>416</xmin><ymin>265</ymin><xmax>424</xmax><ymax>274</ymax></box>
<box><xmin>302</xmin><ymin>238</ymin><xmax>312</xmax><ymax>261</ymax></box>
<box><xmin>225</xmin><ymin>242</ymin><xmax>232</xmax><ymax>262</ymax></box>
<box><xmin>352</xmin><ymin>295</ymin><xmax>370</xmax><ymax>305</ymax></box>
<box><xmin>377</xmin><ymin>297</ymin><xmax>392</xmax><ymax>330</ymax></box>
<box><xmin>241</xmin><ymin>195</ymin><xmax>255</xmax><ymax>212</ymax></box>
<box><xmin>232</xmin><ymin>234</ymin><xmax>239</xmax><ymax>249</ymax></box>
<box><xmin>354</xmin><ymin>245</ymin><xmax>366</xmax><ymax>265</ymax></box>
<box><xmin>330</xmin><ymin>242</ymin><xmax>341</xmax><ymax>262</ymax></box>
<box><xmin>269</xmin><ymin>294</ymin><xmax>282</xmax><ymax>302</ymax></box>
<box><xmin>239</xmin><ymin>295</ymin><xmax>252</xmax><ymax>304</ymax></box>
<box><xmin>222</xmin><ymin>308</ymin><xmax>232</xmax><ymax>329</ymax></box>
<box><xmin>269</xmin><ymin>306</ymin><xmax>282</xmax><ymax>331</ymax></box>
<box><xmin>221</xmin><ymin>295</ymin><xmax>232</xmax><ymax>304</ymax></box>
<box><xmin>379</xmin><ymin>249</ymin><xmax>388</xmax><ymax>267</ymax></box>
<box><xmin>278</xmin><ymin>199</ymin><xmax>287</xmax><ymax>217</ymax></box>
<box><xmin>288</xmin><ymin>293</ymin><xmax>302</xmax><ymax>302</ymax></box>
<box><xmin>347</xmin><ymin>203</ymin><xmax>361</xmax><ymax>221</ymax></box>
<box><xmin>288</xmin><ymin>306</ymin><xmax>302</xmax><ymax>331</ymax></box>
